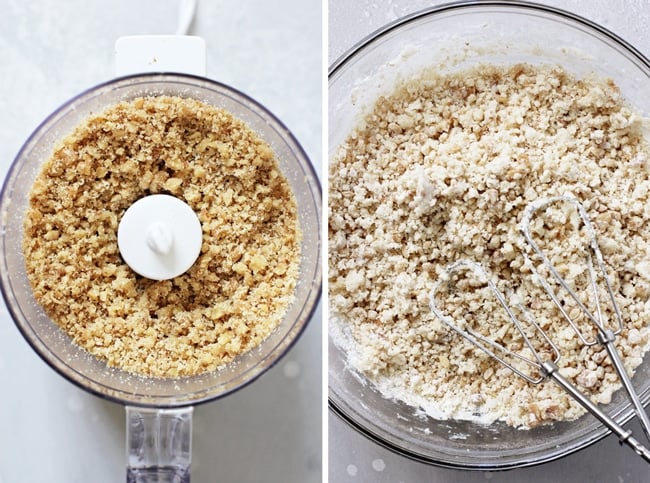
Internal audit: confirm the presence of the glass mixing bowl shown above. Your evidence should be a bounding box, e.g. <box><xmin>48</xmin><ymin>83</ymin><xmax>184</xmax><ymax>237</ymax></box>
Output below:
<box><xmin>0</xmin><ymin>73</ymin><xmax>321</xmax><ymax>479</ymax></box>
<box><xmin>328</xmin><ymin>1</ymin><xmax>650</xmax><ymax>470</ymax></box>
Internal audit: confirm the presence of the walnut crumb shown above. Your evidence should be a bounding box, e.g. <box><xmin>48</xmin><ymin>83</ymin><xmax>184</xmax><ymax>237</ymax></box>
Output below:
<box><xmin>329</xmin><ymin>63</ymin><xmax>650</xmax><ymax>428</ymax></box>
<box><xmin>24</xmin><ymin>95</ymin><xmax>301</xmax><ymax>378</ymax></box>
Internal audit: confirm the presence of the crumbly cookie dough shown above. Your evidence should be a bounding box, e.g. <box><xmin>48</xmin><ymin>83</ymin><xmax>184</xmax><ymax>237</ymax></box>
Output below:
<box><xmin>329</xmin><ymin>63</ymin><xmax>650</xmax><ymax>428</ymax></box>
<box><xmin>24</xmin><ymin>95</ymin><xmax>301</xmax><ymax>378</ymax></box>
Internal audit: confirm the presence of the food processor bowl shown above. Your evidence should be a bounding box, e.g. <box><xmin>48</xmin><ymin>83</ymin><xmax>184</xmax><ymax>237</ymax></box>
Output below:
<box><xmin>0</xmin><ymin>73</ymin><xmax>321</xmax><ymax>480</ymax></box>
<box><xmin>328</xmin><ymin>0</ymin><xmax>650</xmax><ymax>470</ymax></box>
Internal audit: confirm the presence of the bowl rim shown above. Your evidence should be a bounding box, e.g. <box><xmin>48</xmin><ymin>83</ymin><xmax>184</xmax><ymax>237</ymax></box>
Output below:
<box><xmin>1</xmin><ymin>71</ymin><xmax>322</xmax><ymax>408</ymax></box>
<box><xmin>329</xmin><ymin>0</ymin><xmax>650</xmax><ymax>77</ymax></box>
<box><xmin>327</xmin><ymin>0</ymin><xmax>650</xmax><ymax>470</ymax></box>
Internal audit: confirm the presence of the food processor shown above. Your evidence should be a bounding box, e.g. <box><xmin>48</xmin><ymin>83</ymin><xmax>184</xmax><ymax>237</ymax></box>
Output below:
<box><xmin>0</xmin><ymin>8</ymin><xmax>321</xmax><ymax>481</ymax></box>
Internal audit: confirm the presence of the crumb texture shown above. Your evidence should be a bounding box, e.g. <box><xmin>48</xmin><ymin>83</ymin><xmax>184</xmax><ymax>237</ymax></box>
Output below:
<box><xmin>329</xmin><ymin>64</ymin><xmax>650</xmax><ymax>428</ymax></box>
<box><xmin>24</xmin><ymin>95</ymin><xmax>301</xmax><ymax>378</ymax></box>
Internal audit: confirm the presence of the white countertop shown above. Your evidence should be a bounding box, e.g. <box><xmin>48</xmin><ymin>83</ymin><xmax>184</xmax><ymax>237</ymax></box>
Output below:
<box><xmin>328</xmin><ymin>1</ymin><xmax>650</xmax><ymax>482</ymax></box>
<box><xmin>3</xmin><ymin>1</ymin><xmax>650</xmax><ymax>481</ymax></box>
<box><xmin>0</xmin><ymin>1</ymin><xmax>321</xmax><ymax>482</ymax></box>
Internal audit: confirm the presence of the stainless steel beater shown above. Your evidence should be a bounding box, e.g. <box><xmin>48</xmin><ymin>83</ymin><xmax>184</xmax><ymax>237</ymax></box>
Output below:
<box><xmin>429</xmin><ymin>260</ymin><xmax>650</xmax><ymax>463</ymax></box>
<box><xmin>520</xmin><ymin>195</ymin><xmax>650</xmax><ymax>444</ymax></box>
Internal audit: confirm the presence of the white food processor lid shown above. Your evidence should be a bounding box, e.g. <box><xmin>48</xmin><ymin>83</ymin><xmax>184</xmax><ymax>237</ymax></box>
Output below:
<box><xmin>117</xmin><ymin>194</ymin><xmax>203</xmax><ymax>280</ymax></box>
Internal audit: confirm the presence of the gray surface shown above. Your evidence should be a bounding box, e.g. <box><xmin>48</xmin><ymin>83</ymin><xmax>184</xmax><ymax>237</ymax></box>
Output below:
<box><xmin>328</xmin><ymin>1</ymin><xmax>650</xmax><ymax>482</ymax></box>
<box><xmin>0</xmin><ymin>1</ymin><xmax>321</xmax><ymax>482</ymax></box>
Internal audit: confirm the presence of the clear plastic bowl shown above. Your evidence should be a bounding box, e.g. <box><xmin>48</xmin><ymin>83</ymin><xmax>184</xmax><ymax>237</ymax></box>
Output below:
<box><xmin>0</xmin><ymin>73</ymin><xmax>322</xmax><ymax>407</ymax></box>
<box><xmin>328</xmin><ymin>1</ymin><xmax>650</xmax><ymax>470</ymax></box>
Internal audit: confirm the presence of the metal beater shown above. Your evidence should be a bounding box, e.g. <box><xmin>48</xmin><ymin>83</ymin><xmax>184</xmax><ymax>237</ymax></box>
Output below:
<box><xmin>429</xmin><ymin>260</ymin><xmax>650</xmax><ymax>463</ymax></box>
<box><xmin>520</xmin><ymin>195</ymin><xmax>650</xmax><ymax>444</ymax></box>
